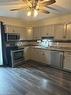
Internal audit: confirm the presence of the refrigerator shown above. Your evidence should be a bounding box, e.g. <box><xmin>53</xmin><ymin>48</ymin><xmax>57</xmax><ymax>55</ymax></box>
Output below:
<box><xmin>0</xmin><ymin>22</ymin><xmax>7</xmax><ymax>66</ymax></box>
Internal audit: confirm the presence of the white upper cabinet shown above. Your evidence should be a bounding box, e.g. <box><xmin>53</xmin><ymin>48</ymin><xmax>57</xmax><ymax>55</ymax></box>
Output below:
<box><xmin>5</xmin><ymin>25</ymin><xmax>33</xmax><ymax>40</ymax></box>
<box><xmin>25</xmin><ymin>27</ymin><xmax>33</xmax><ymax>40</ymax></box>
<box><xmin>64</xmin><ymin>52</ymin><xmax>71</xmax><ymax>71</ymax></box>
<box><xmin>40</xmin><ymin>25</ymin><xmax>54</xmax><ymax>37</ymax></box>
<box><xmin>66</xmin><ymin>24</ymin><xmax>71</xmax><ymax>40</ymax></box>
<box><xmin>5</xmin><ymin>23</ymin><xmax>71</xmax><ymax>40</ymax></box>
<box><xmin>6</xmin><ymin>25</ymin><xmax>27</xmax><ymax>40</ymax></box>
<box><xmin>33</xmin><ymin>25</ymin><xmax>54</xmax><ymax>40</ymax></box>
<box><xmin>17</xmin><ymin>27</ymin><xmax>26</xmax><ymax>40</ymax></box>
<box><xmin>54</xmin><ymin>24</ymin><xmax>66</xmax><ymax>40</ymax></box>
<box><xmin>33</xmin><ymin>27</ymin><xmax>41</xmax><ymax>40</ymax></box>
<box><xmin>5</xmin><ymin>25</ymin><xmax>15</xmax><ymax>33</ymax></box>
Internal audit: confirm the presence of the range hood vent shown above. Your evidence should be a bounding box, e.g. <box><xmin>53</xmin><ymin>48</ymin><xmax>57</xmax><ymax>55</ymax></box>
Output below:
<box><xmin>41</xmin><ymin>36</ymin><xmax>54</xmax><ymax>40</ymax></box>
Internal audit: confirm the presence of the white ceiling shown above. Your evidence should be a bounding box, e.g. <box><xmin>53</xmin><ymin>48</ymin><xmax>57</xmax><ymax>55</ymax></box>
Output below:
<box><xmin>0</xmin><ymin>0</ymin><xmax>71</xmax><ymax>21</ymax></box>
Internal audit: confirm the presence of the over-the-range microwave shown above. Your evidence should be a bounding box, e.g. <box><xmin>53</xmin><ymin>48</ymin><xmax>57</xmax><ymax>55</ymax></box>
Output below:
<box><xmin>5</xmin><ymin>33</ymin><xmax>20</xmax><ymax>41</ymax></box>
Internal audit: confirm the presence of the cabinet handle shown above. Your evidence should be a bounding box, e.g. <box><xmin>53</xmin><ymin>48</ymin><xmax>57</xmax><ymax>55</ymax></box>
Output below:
<box><xmin>67</xmin><ymin>52</ymin><xmax>71</xmax><ymax>55</ymax></box>
<box><xmin>64</xmin><ymin>55</ymin><xmax>65</xmax><ymax>59</ymax></box>
<box><xmin>46</xmin><ymin>33</ymin><xmax>48</xmax><ymax>35</ymax></box>
<box><xmin>42</xmin><ymin>53</ymin><xmax>45</xmax><ymax>55</ymax></box>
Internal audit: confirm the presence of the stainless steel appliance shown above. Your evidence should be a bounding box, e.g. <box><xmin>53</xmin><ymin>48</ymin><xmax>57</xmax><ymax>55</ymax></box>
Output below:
<box><xmin>5</xmin><ymin>33</ymin><xmax>20</xmax><ymax>41</ymax></box>
<box><xmin>0</xmin><ymin>22</ymin><xmax>4</xmax><ymax>66</ymax></box>
<box><xmin>6</xmin><ymin>46</ymin><xmax>18</xmax><ymax>67</ymax></box>
<box><xmin>0</xmin><ymin>22</ymin><xmax>7</xmax><ymax>66</ymax></box>
<box><xmin>11</xmin><ymin>49</ymin><xmax>24</xmax><ymax>67</ymax></box>
<box><xmin>50</xmin><ymin>50</ymin><xmax>64</xmax><ymax>68</ymax></box>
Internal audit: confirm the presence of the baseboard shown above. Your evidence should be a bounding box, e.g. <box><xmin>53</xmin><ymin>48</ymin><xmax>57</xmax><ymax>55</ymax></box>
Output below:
<box><xmin>27</xmin><ymin>60</ymin><xmax>71</xmax><ymax>73</ymax></box>
<box><xmin>26</xmin><ymin>59</ymin><xmax>50</xmax><ymax>67</ymax></box>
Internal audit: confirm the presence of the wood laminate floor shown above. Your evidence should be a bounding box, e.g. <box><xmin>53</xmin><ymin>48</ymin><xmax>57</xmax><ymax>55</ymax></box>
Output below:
<box><xmin>0</xmin><ymin>61</ymin><xmax>71</xmax><ymax>95</ymax></box>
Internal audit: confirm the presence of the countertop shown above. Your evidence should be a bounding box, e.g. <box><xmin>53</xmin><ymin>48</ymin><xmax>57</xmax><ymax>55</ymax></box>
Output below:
<box><xmin>31</xmin><ymin>46</ymin><xmax>71</xmax><ymax>52</ymax></box>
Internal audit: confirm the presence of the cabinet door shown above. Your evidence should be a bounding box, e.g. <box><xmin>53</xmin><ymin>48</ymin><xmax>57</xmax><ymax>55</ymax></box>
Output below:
<box><xmin>64</xmin><ymin>52</ymin><xmax>71</xmax><ymax>71</ymax></box>
<box><xmin>54</xmin><ymin>24</ymin><xmax>65</xmax><ymax>40</ymax></box>
<box><xmin>15</xmin><ymin>27</ymin><xmax>26</xmax><ymax>40</ymax></box>
<box><xmin>30</xmin><ymin>48</ymin><xmax>40</xmax><ymax>61</ymax></box>
<box><xmin>66</xmin><ymin>24</ymin><xmax>71</xmax><ymax>40</ymax></box>
<box><xmin>40</xmin><ymin>50</ymin><xmax>51</xmax><ymax>64</ymax></box>
<box><xmin>24</xmin><ymin>27</ymin><xmax>33</xmax><ymax>40</ymax></box>
<box><xmin>19</xmin><ymin>27</ymin><xmax>33</xmax><ymax>40</ymax></box>
<box><xmin>30</xmin><ymin>48</ymin><xmax>51</xmax><ymax>65</ymax></box>
<box><xmin>24</xmin><ymin>47</ymin><xmax>32</xmax><ymax>60</ymax></box>
<box><xmin>6</xmin><ymin>25</ymin><xmax>15</xmax><ymax>33</ymax></box>
<box><xmin>41</xmin><ymin>25</ymin><xmax>54</xmax><ymax>37</ymax></box>
<box><xmin>48</xmin><ymin>25</ymin><xmax>54</xmax><ymax>36</ymax></box>
<box><xmin>33</xmin><ymin>27</ymin><xmax>41</xmax><ymax>39</ymax></box>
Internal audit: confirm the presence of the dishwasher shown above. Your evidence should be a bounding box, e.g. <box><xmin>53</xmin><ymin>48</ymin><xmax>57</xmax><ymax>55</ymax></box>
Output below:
<box><xmin>50</xmin><ymin>50</ymin><xmax>64</xmax><ymax>68</ymax></box>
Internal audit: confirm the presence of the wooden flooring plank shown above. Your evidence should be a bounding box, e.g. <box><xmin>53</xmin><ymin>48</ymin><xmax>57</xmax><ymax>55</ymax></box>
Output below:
<box><xmin>0</xmin><ymin>61</ymin><xmax>71</xmax><ymax>95</ymax></box>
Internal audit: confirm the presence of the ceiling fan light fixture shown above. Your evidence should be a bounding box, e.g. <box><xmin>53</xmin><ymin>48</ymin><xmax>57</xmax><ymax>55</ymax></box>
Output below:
<box><xmin>27</xmin><ymin>11</ymin><xmax>31</xmax><ymax>16</ymax></box>
<box><xmin>10</xmin><ymin>0</ymin><xmax>56</xmax><ymax>17</ymax></box>
<box><xmin>44</xmin><ymin>0</ymin><xmax>50</xmax><ymax>1</ymax></box>
<box><xmin>34</xmin><ymin>9</ymin><xmax>38</xmax><ymax>17</ymax></box>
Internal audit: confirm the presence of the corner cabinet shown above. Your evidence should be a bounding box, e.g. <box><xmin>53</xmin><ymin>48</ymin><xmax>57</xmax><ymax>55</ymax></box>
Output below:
<box><xmin>63</xmin><ymin>52</ymin><xmax>71</xmax><ymax>71</ymax></box>
<box><xmin>30</xmin><ymin>48</ymin><xmax>51</xmax><ymax>65</ymax></box>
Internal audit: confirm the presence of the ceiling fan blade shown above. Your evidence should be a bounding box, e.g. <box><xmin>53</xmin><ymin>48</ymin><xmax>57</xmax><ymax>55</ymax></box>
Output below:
<box><xmin>10</xmin><ymin>6</ymin><xmax>28</xmax><ymax>11</ymax></box>
<box><xmin>10</xmin><ymin>8</ymin><xmax>23</xmax><ymax>11</ymax></box>
<box><xmin>40</xmin><ymin>0</ymin><xmax>56</xmax><ymax>6</ymax></box>
<box><xmin>39</xmin><ymin>9</ymin><xmax>50</xmax><ymax>14</ymax></box>
<box><xmin>35</xmin><ymin>0</ymin><xmax>39</xmax><ymax>7</ymax></box>
<box><xmin>47</xmin><ymin>6</ymin><xmax>57</xmax><ymax>11</ymax></box>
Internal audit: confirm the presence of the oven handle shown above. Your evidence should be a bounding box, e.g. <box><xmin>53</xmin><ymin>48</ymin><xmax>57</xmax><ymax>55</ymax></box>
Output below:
<box><xmin>11</xmin><ymin>49</ymin><xmax>24</xmax><ymax>53</ymax></box>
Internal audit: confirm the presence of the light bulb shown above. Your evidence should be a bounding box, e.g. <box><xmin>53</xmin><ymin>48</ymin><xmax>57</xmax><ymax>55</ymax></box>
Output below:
<box><xmin>44</xmin><ymin>0</ymin><xmax>50</xmax><ymax>1</ymax></box>
<box><xmin>27</xmin><ymin>11</ymin><xmax>31</xmax><ymax>16</ymax></box>
<box><xmin>34</xmin><ymin>10</ymin><xmax>38</xmax><ymax>17</ymax></box>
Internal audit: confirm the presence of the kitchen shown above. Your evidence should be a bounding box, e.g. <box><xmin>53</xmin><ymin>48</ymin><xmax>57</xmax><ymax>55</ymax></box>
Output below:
<box><xmin>0</xmin><ymin>0</ymin><xmax>71</xmax><ymax>95</ymax></box>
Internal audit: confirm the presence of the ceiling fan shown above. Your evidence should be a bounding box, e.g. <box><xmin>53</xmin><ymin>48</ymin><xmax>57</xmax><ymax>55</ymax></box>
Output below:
<box><xmin>10</xmin><ymin>0</ymin><xmax>56</xmax><ymax>17</ymax></box>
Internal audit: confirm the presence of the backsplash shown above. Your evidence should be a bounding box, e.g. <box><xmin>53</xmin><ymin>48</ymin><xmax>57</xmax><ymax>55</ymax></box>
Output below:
<box><xmin>37</xmin><ymin>39</ymin><xmax>53</xmax><ymax>48</ymax></box>
<box><xmin>52</xmin><ymin>42</ymin><xmax>71</xmax><ymax>48</ymax></box>
<box><xmin>37</xmin><ymin>40</ymin><xmax>71</xmax><ymax>48</ymax></box>
<box><xmin>15</xmin><ymin>39</ymin><xmax>71</xmax><ymax>48</ymax></box>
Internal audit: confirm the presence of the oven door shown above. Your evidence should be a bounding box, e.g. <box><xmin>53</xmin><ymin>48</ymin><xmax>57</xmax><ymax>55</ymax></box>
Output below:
<box><xmin>11</xmin><ymin>49</ymin><xmax>24</xmax><ymax>67</ymax></box>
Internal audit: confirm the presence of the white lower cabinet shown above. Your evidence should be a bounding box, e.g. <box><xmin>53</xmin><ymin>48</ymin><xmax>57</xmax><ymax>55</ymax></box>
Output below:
<box><xmin>30</xmin><ymin>48</ymin><xmax>51</xmax><ymax>65</ymax></box>
<box><xmin>30</xmin><ymin>48</ymin><xmax>42</xmax><ymax>62</ymax></box>
<box><xmin>24</xmin><ymin>47</ymin><xmax>32</xmax><ymax>61</ymax></box>
<box><xmin>39</xmin><ymin>50</ymin><xmax>51</xmax><ymax>65</ymax></box>
<box><xmin>63</xmin><ymin>52</ymin><xmax>71</xmax><ymax>71</ymax></box>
